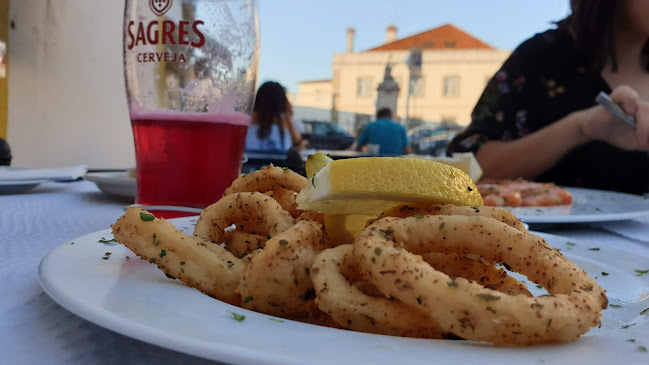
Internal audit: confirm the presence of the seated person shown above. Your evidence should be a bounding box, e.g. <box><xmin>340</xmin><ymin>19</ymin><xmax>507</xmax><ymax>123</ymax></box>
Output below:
<box><xmin>245</xmin><ymin>81</ymin><xmax>303</xmax><ymax>153</ymax></box>
<box><xmin>447</xmin><ymin>0</ymin><xmax>649</xmax><ymax>195</ymax></box>
<box><xmin>355</xmin><ymin>108</ymin><xmax>412</xmax><ymax>155</ymax></box>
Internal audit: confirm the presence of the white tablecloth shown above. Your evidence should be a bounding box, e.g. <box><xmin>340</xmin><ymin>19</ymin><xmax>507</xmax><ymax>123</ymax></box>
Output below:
<box><xmin>1</xmin><ymin>181</ymin><xmax>648</xmax><ymax>364</ymax></box>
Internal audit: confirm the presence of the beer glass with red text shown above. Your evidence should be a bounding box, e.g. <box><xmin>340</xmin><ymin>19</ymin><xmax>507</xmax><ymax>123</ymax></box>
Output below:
<box><xmin>124</xmin><ymin>0</ymin><xmax>258</xmax><ymax>213</ymax></box>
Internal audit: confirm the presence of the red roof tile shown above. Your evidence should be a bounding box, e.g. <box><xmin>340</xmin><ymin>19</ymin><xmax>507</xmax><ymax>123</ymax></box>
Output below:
<box><xmin>365</xmin><ymin>23</ymin><xmax>494</xmax><ymax>52</ymax></box>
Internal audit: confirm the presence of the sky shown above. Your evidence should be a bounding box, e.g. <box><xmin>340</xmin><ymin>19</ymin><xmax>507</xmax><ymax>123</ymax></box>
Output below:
<box><xmin>256</xmin><ymin>0</ymin><xmax>571</xmax><ymax>93</ymax></box>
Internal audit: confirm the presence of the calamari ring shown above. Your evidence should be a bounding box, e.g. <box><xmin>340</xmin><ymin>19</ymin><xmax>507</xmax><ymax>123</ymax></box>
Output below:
<box><xmin>373</xmin><ymin>203</ymin><xmax>527</xmax><ymax>232</ymax></box>
<box><xmin>353</xmin><ymin>216</ymin><xmax>607</xmax><ymax>345</ymax></box>
<box><xmin>193</xmin><ymin>192</ymin><xmax>295</xmax><ymax>244</ymax></box>
<box><xmin>226</xmin><ymin>231</ymin><xmax>267</xmax><ymax>258</ymax></box>
<box><xmin>311</xmin><ymin>244</ymin><xmax>443</xmax><ymax>339</ymax></box>
<box><xmin>263</xmin><ymin>186</ymin><xmax>302</xmax><ymax>218</ymax></box>
<box><xmin>224</xmin><ymin>165</ymin><xmax>307</xmax><ymax>196</ymax></box>
<box><xmin>296</xmin><ymin>210</ymin><xmax>325</xmax><ymax>225</ymax></box>
<box><xmin>112</xmin><ymin>208</ymin><xmax>245</xmax><ymax>305</ymax></box>
<box><xmin>236</xmin><ymin>220</ymin><xmax>325</xmax><ymax>318</ymax></box>
<box><xmin>421</xmin><ymin>252</ymin><xmax>531</xmax><ymax>297</ymax></box>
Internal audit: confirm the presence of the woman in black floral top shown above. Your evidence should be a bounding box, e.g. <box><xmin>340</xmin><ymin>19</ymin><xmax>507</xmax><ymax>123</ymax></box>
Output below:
<box><xmin>448</xmin><ymin>0</ymin><xmax>649</xmax><ymax>195</ymax></box>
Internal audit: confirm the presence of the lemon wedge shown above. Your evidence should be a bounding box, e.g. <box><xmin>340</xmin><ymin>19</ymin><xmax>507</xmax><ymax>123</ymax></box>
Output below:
<box><xmin>324</xmin><ymin>213</ymin><xmax>376</xmax><ymax>245</ymax></box>
<box><xmin>403</xmin><ymin>152</ymin><xmax>483</xmax><ymax>182</ymax></box>
<box><xmin>305</xmin><ymin>152</ymin><xmax>334</xmax><ymax>179</ymax></box>
<box><xmin>296</xmin><ymin>157</ymin><xmax>483</xmax><ymax>215</ymax></box>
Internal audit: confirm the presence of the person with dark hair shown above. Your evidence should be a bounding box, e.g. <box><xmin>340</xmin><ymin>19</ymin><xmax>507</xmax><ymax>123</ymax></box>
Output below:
<box><xmin>245</xmin><ymin>81</ymin><xmax>303</xmax><ymax>153</ymax></box>
<box><xmin>0</xmin><ymin>138</ymin><xmax>11</xmax><ymax>166</ymax></box>
<box><xmin>354</xmin><ymin>108</ymin><xmax>412</xmax><ymax>155</ymax></box>
<box><xmin>447</xmin><ymin>0</ymin><xmax>649</xmax><ymax>194</ymax></box>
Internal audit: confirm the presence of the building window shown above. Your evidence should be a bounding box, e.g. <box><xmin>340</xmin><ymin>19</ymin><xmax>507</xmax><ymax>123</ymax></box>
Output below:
<box><xmin>411</xmin><ymin>77</ymin><xmax>424</xmax><ymax>97</ymax></box>
<box><xmin>357</xmin><ymin>78</ymin><xmax>372</xmax><ymax>97</ymax></box>
<box><xmin>443</xmin><ymin>76</ymin><xmax>459</xmax><ymax>97</ymax></box>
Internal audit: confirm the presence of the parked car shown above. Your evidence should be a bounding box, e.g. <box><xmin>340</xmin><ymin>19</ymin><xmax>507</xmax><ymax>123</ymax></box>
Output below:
<box><xmin>408</xmin><ymin>124</ymin><xmax>462</xmax><ymax>156</ymax></box>
<box><xmin>302</xmin><ymin>121</ymin><xmax>355</xmax><ymax>150</ymax></box>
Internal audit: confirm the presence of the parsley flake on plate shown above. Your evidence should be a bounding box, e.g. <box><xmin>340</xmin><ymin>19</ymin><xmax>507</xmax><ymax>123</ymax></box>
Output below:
<box><xmin>228</xmin><ymin>311</ymin><xmax>246</xmax><ymax>322</ymax></box>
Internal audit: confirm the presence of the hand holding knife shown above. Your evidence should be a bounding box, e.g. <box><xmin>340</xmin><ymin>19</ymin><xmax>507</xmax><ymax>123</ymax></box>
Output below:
<box><xmin>595</xmin><ymin>91</ymin><xmax>637</xmax><ymax>129</ymax></box>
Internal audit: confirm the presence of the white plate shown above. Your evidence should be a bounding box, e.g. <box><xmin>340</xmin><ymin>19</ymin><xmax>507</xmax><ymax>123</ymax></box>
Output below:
<box><xmin>509</xmin><ymin>187</ymin><xmax>649</xmax><ymax>224</ymax></box>
<box><xmin>0</xmin><ymin>179</ymin><xmax>47</xmax><ymax>194</ymax></box>
<box><xmin>84</xmin><ymin>172</ymin><xmax>135</xmax><ymax>200</ymax></box>
<box><xmin>38</xmin><ymin>217</ymin><xmax>649</xmax><ymax>364</ymax></box>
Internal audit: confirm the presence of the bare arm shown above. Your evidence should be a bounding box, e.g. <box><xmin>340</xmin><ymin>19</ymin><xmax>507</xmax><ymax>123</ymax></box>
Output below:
<box><xmin>478</xmin><ymin>85</ymin><xmax>649</xmax><ymax>180</ymax></box>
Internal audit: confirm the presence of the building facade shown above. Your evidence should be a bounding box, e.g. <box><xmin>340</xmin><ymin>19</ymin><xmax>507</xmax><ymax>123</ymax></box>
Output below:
<box><xmin>291</xmin><ymin>24</ymin><xmax>510</xmax><ymax>134</ymax></box>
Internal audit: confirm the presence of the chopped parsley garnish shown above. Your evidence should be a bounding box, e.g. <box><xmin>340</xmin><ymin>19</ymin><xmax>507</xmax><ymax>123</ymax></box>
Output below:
<box><xmin>622</xmin><ymin>323</ymin><xmax>637</xmax><ymax>329</ymax></box>
<box><xmin>635</xmin><ymin>269</ymin><xmax>649</xmax><ymax>276</ymax></box>
<box><xmin>639</xmin><ymin>346</ymin><xmax>647</xmax><ymax>353</ymax></box>
<box><xmin>413</xmin><ymin>214</ymin><xmax>424</xmax><ymax>219</ymax></box>
<box><xmin>70</xmin><ymin>241</ymin><xmax>74</xmax><ymax>245</ymax></box>
<box><xmin>566</xmin><ymin>242</ymin><xmax>576</xmax><ymax>246</ymax></box>
<box><xmin>601</xmin><ymin>272</ymin><xmax>609</xmax><ymax>276</ymax></box>
<box><xmin>242</xmin><ymin>296</ymin><xmax>254</xmax><ymax>304</ymax></box>
<box><xmin>159</xmin><ymin>249</ymin><xmax>166</xmax><ymax>259</ymax></box>
<box><xmin>98</xmin><ymin>237</ymin><xmax>117</xmax><ymax>244</ymax></box>
<box><xmin>588</xmin><ymin>248</ymin><xmax>600</xmax><ymax>251</ymax></box>
<box><xmin>268</xmin><ymin>318</ymin><xmax>285</xmax><ymax>323</ymax></box>
<box><xmin>439</xmin><ymin>222</ymin><xmax>446</xmax><ymax>230</ymax></box>
<box><xmin>139</xmin><ymin>212</ymin><xmax>155</xmax><ymax>221</ymax></box>
<box><xmin>640</xmin><ymin>308</ymin><xmax>649</xmax><ymax>315</ymax></box>
<box><xmin>279</xmin><ymin>239</ymin><xmax>288</xmax><ymax>246</ymax></box>
<box><xmin>627</xmin><ymin>339</ymin><xmax>636</xmax><ymax>343</ymax></box>
<box><xmin>125</xmin><ymin>256</ymin><xmax>130</xmax><ymax>260</ymax></box>
<box><xmin>228</xmin><ymin>311</ymin><xmax>246</xmax><ymax>322</ymax></box>
<box><xmin>282</xmin><ymin>167</ymin><xmax>289</xmax><ymax>170</ymax></box>
<box><xmin>536</xmin><ymin>284</ymin><xmax>543</xmax><ymax>289</ymax></box>
<box><xmin>609</xmin><ymin>304</ymin><xmax>622</xmax><ymax>308</ymax></box>
<box><xmin>311</xmin><ymin>176</ymin><xmax>316</xmax><ymax>188</ymax></box>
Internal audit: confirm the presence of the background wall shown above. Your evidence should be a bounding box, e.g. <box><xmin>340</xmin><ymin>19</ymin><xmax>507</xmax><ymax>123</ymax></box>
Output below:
<box><xmin>8</xmin><ymin>0</ymin><xmax>134</xmax><ymax>169</ymax></box>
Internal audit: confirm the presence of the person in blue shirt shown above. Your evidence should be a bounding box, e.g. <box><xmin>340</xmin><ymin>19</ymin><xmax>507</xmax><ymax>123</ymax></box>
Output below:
<box><xmin>355</xmin><ymin>108</ymin><xmax>412</xmax><ymax>155</ymax></box>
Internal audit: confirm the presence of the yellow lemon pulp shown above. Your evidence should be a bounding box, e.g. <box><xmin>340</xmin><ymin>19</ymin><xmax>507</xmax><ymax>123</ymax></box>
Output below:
<box><xmin>324</xmin><ymin>214</ymin><xmax>376</xmax><ymax>245</ymax></box>
<box><xmin>297</xmin><ymin>157</ymin><xmax>483</xmax><ymax>216</ymax></box>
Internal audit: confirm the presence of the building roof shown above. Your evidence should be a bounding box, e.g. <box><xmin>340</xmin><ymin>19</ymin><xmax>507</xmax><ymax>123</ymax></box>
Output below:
<box><xmin>298</xmin><ymin>79</ymin><xmax>332</xmax><ymax>84</ymax></box>
<box><xmin>365</xmin><ymin>23</ymin><xmax>494</xmax><ymax>52</ymax></box>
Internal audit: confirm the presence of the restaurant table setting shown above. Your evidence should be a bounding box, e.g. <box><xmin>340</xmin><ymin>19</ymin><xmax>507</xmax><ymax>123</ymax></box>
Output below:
<box><xmin>1</xmin><ymin>178</ymin><xmax>649</xmax><ymax>364</ymax></box>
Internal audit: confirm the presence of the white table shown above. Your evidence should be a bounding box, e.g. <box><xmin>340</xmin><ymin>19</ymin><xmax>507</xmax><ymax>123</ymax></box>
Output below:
<box><xmin>1</xmin><ymin>180</ymin><xmax>648</xmax><ymax>364</ymax></box>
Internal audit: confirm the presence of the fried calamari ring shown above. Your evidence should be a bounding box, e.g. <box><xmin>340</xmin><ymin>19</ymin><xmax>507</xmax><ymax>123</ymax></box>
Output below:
<box><xmin>421</xmin><ymin>252</ymin><xmax>531</xmax><ymax>297</ymax></box>
<box><xmin>373</xmin><ymin>203</ymin><xmax>527</xmax><ymax>232</ymax></box>
<box><xmin>226</xmin><ymin>231</ymin><xmax>267</xmax><ymax>258</ymax></box>
<box><xmin>311</xmin><ymin>245</ymin><xmax>443</xmax><ymax>339</ymax></box>
<box><xmin>354</xmin><ymin>216</ymin><xmax>607</xmax><ymax>345</ymax></box>
<box><xmin>193</xmin><ymin>192</ymin><xmax>295</xmax><ymax>244</ymax></box>
<box><xmin>236</xmin><ymin>220</ymin><xmax>325</xmax><ymax>318</ymax></box>
<box><xmin>224</xmin><ymin>165</ymin><xmax>307</xmax><ymax>196</ymax></box>
<box><xmin>263</xmin><ymin>186</ymin><xmax>302</xmax><ymax>218</ymax></box>
<box><xmin>296</xmin><ymin>210</ymin><xmax>325</xmax><ymax>224</ymax></box>
<box><xmin>112</xmin><ymin>208</ymin><xmax>245</xmax><ymax>305</ymax></box>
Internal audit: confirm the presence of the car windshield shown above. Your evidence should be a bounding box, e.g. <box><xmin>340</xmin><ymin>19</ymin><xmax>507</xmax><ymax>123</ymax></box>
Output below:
<box><xmin>329</xmin><ymin>124</ymin><xmax>348</xmax><ymax>134</ymax></box>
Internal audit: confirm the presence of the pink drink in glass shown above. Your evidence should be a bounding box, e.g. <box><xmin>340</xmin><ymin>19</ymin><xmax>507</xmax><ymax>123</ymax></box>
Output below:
<box><xmin>131</xmin><ymin>111</ymin><xmax>249</xmax><ymax>208</ymax></box>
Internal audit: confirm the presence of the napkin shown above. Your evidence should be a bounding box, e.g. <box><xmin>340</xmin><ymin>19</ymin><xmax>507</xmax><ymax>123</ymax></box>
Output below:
<box><xmin>0</xmin><ymin>165</ymin><xmax>88</xmax><ymax>182</ymax></box>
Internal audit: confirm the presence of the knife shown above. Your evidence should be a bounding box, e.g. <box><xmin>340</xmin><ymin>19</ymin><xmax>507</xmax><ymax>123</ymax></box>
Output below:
<box><xmin>595</xmin><ymin>91</ymin><xmax>637</xmax><ymax>129</ymax></box>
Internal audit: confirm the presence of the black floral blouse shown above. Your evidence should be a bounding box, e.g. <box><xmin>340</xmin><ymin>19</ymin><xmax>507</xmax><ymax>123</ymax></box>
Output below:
<box><xmin>447</xmin><ymin>28</ymin><xmax>649</xmax><ymax>195</ymax></box>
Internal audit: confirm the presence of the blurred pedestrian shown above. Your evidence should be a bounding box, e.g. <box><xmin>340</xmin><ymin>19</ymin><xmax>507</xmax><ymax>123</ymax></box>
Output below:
<box><xmin>355</xmin><ymin>108</ymin><xmax>412</xmax><ymax>155</ymax></box>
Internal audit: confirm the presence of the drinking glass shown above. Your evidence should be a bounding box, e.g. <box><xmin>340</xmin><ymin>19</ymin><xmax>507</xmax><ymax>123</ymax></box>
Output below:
<box><xmin>123</xmin><ymin>0</ymin><xmax>259</xmax><ymax>211</ymax></box>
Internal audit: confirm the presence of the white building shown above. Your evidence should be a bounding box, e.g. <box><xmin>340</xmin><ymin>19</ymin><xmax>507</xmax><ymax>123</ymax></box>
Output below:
<box><xmin>292</xmin><ymin>24</ymin><xmax>510</xmax><ymax>134</ymax></box>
